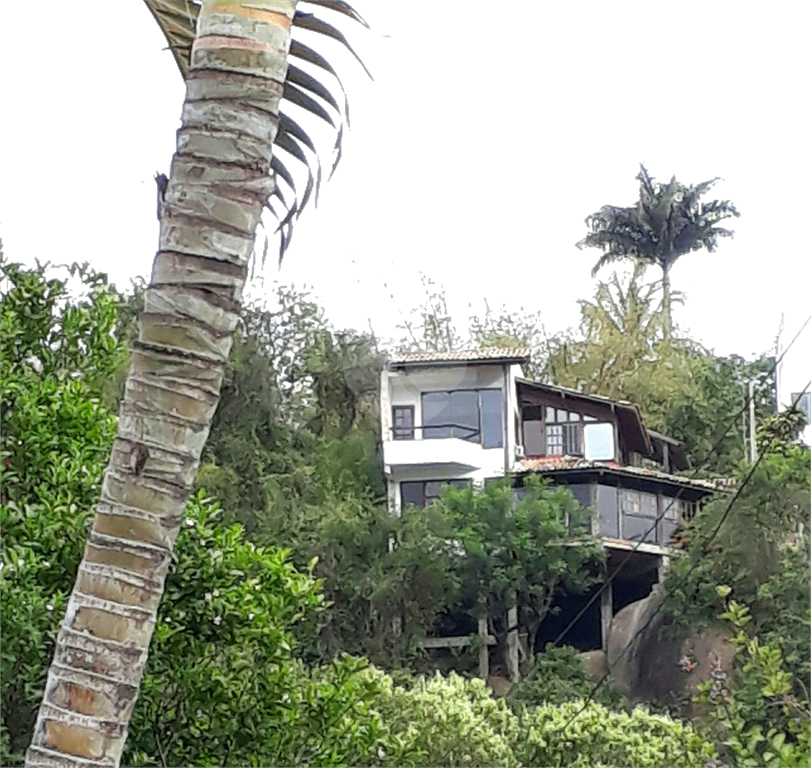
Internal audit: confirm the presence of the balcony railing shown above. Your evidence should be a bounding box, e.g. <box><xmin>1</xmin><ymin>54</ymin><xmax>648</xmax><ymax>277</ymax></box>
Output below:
<box><xmin>390</xmin><ymin>423</ymin><xmax>481</xmax><ymax>442</ymax></box>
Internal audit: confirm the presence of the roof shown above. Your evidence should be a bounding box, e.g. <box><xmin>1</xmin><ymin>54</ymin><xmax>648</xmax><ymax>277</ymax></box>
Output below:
<box><xmin>516</xmin><ymin>378</ymin><xmax>653</xmax><ymax>456</ymax></box>
<box><xmin>519</xmin><ymin>456</ymin><xmax>720</xmax><ymax>492</ymax></box>
<box><xmin>388</xmin><ymin>348</ymin><xmax>529</xmax><ymax>367</ymax></box>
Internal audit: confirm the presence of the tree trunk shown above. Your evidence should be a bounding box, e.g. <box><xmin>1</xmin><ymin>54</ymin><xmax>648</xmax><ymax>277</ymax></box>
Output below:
<box><xmin>661</xmin><ymin>264</ymin><xmax>672</xmax><ymax>346</ymax></box>
<box><xmin>25</xmin><ymin>3</ymin><xmax>292</xmax><ymax>766</ymax></box>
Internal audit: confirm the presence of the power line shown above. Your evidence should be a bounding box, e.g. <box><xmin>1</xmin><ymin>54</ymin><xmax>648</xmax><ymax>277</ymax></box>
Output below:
<box><xmin>551</xmin><ymin>314</ymin><xmax>811</xmax><ymax>649</ymax></box>
<box><xmin>560</xmin><ymin>378</ymin><xmax>811</xmax><ymax>734</ymax></box>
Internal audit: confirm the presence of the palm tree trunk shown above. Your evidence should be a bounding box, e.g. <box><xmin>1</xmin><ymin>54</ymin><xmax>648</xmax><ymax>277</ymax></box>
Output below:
<box><xmin>661</xmin><ymin>264</ymin><xmax>672</xmax><ymax>346</ymax></box>
<box><xmin>25</xmin><ymin>3</ymin><xmax>293</xmax><ymax>766</ymax></box>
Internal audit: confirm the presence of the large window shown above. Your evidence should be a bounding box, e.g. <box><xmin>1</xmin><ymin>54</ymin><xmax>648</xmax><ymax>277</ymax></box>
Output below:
<box><xmin>421</xmin><ymin>389</ymin><xmax>504</xmax><ymax>448</ymax></box>
<box><xmin>401</xmin><ymin>479</ymin><xmax>471</xmax><ymax>509</ymax></box>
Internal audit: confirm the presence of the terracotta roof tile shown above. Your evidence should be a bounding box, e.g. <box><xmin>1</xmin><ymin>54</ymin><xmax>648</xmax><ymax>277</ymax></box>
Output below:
<box><xmin>389</xmin><ymin>348</ymin><xmax>529</xmax><ymax>365</ymax></box>
<box><xmin>520</xmin><ymin>457</ymin><xmax>722</xmax><ymax>491</ymax></box>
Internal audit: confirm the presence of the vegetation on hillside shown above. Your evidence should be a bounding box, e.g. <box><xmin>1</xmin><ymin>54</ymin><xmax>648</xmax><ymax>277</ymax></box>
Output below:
<box><xmin>2</xmin><ymin>254</ymin><xmax>807</xmax><ymax>767</ymax></box>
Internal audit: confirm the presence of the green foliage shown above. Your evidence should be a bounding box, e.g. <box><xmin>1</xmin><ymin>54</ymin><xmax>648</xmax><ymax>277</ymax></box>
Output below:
<box><xmin>363</xmin><ymin>670</ymin><xmax>520</xmax><ymax>767</ymax></box>
<box><xmin>0</xmin><ymin>260</ymin><xmax>415</xmax><ymax>768</ymax></box>
<box><xmin>544</xmin><ymin>265</ymin><xmax>777</xmax><ymax>474</ymax></box>
<box><xmin>756</xmin><ymin>406</ymin><xmax>808</xmax><ymax>457</ymax></box>
<box><xmin>662</xmin><ymin>445</ymin><xmax>811</xmax><ymax>696</ymax></box>
<box><xmin>125</xmin><ymin>493</ymin><xmax>412</xmax><ymax>768</ymax></box>
<box><xmin>578</xmin><ymin>164</ymin><xmax>740</xmax><ymax>277</ymax></box>
<box><xmin>517</xmin><ymin>699</ymin><xmax>715</xmax><ymax>767</ymax></box>
<box><xmin>695</xmin><ymin>595</ymin><xmax>811</xmax><ymax>767</ymax></box>
<box><xmin>438</xmin><ymin>477</ymin><xmax>604</xmax><ymax>653</ymax></box>
<box><xmin>1</xmin><ymin>258</ymin><xmax>124</xmax><ymax>763</ymax></box>
<box><xmin>508</xmin><ymin>645</ymin><xmax>622</xmax><ymax>710</ymax></box>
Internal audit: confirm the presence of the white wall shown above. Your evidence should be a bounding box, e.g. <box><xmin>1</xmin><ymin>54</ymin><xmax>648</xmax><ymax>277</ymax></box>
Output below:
<box><xmin>382</xmin><ymin>361</ymin><xmax>526</xmax><ymax>515</ymax></box>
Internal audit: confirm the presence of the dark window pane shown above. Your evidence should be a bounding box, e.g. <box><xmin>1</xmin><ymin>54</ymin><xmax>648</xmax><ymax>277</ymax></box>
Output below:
<box><xmin>449</xmin><ymin>479</ymin><xmax>472</xmax><ymax>490</ymax></box>
<box><xmin>392</xmin><ymin>406</ymin><xmax>414</xmax><ymax>440</ymax></box>
<box><xmin>424</xmin><ymin>481</ymin><xmax>443</xmax><ymax>499</ymax></box>
<box><xmin>597</xmin><ymin>485</ymin><xmax>619</xmax><ymax>537</ymax></box>
<box><xmin>562</xmin><ymin>423</ymin><xmax>582</xmax><ymax>454</ymax></box>
<box><xmin>523</xmin><ymin>405</ymin><xmax>542</xmax><ymax>421</ymax></box>
<box><xmin>401</xmin><ymin>481</ymin><xmax>425</xmax><ymax>509</ymax></box>
<box><xmin>450</xmin><ymin>390</ymin><xmax>479</xmax><ymax>441</ymax></box>
<box><xmin>480</xmin><ymin>389</ymin><xmax>504</xmax><ymax>448</ymax></box>
<box><xmin>568</xmin><ymin>483</ymin><xmax>592</xmax><ymax>508</ymax></box>
<box><xmin>423</xmin><ymin>392</ymin><xmax>451</xmax><ymax>439</ymax></box>
<box><xmin>623</xmin><ymin>514</ymin><xmax>656</xmax><ymax>543</ymax></box>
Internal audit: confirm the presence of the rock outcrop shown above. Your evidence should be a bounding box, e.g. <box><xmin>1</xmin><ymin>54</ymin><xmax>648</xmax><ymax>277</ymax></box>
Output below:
<box><xmin>605</xmin><ymin>588</ymin><xmax>736</xmax><ymax>705</ymax></box>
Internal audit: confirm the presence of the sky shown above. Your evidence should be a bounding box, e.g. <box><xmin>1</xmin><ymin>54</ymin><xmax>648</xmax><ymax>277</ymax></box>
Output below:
<box><xmin>1</xmin><ymin>1</ymin><xmax>809</xmax><ymax>429</ymax></box>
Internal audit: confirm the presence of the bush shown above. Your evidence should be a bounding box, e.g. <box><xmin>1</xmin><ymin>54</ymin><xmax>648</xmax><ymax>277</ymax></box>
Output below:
<box><xmin>517</xmin><ymin>699</ymin><xmax>716</xmax><ymax>768</ymax></box>
<box><xmin>1</xmin><ymin>258</ymin><xmax>123</xmax><ymax>763</ymax></box>
<box><xmin>363</xmin><ymin>670</ymin><xmax>520</xmax><ymax>767</ymax></box>
<box><xmin>508</xmin><ymin>645</ymin><xmax>623</xmax><ymax>711</ymax></box>
<box><xmin>694</xmin><ymin>592</ymin><xmax>811</xmax><ymax>768</ymax></box>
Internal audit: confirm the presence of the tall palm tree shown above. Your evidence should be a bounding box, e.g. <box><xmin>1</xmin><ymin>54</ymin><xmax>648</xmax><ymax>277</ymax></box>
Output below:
<box><xmin>576</xmin><ymin>164</ymin><xmax>740</xmax><ymax>344</ymax></box>
<box><xmin>25</xmin><ymin>2</ymin><xmax>367</xmax><ymax>766</ymax></box>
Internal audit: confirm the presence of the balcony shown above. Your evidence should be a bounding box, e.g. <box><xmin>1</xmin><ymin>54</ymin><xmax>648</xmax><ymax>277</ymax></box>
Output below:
<box><xmin>382</xmin><ymin>424</ymin><xmax>489</xmax><ymax>473</ymax></box>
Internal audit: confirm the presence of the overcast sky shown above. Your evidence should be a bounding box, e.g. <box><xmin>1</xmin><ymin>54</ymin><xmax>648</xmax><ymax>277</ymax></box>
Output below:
<box><xmin>1</xmin><ymin>1</ymin><xmax>809</xmax><ymax>421</ymax></box>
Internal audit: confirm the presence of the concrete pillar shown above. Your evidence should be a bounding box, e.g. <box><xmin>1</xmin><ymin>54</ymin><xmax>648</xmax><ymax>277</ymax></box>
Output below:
<box><xmin>478</xmin><ymin>617</ymin><xmax>489</xmax><ymax>680</ymax></box>
<box><xmin>506</xmin><ymin>606</ymin><xmax>520</xmax><ymax>683</ymax></box>
<box><xmin>600</xmin><ymin>580</ymin><xmax>613</xmax><ymax>651</ymax></box>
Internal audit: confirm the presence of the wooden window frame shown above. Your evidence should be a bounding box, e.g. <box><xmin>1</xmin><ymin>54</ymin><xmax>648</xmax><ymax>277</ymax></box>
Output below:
<box><xmin>392</xmin><ymin>405</ymin><xmax>415</xmax><ymax>440</ymax></box>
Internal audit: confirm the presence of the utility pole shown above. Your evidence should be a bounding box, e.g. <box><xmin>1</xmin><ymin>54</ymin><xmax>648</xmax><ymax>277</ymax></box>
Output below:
<box><xmin>748</xmin><ymin>380</ymin><xmax>758</xmax><ymax>463</ymax></box>
<box><xmin>774</xmin><ymin>314</ymin><xmax>784</xmax><ymax>414</ymax></box>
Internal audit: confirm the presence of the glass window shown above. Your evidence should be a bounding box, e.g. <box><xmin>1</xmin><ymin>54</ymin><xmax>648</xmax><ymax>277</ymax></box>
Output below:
<box><xmin>392</xmin><ymin>406</ymin><xmax>414</xmax><ymax>440</ymax></box>
<box><xmin>639</xmin><ymin>492</ymin><xmax>657</xmax><ymax>517</ymax></box>
<box><xmin>569</xmin><ymin>411</ymin><xmax>581</xmax><ymax>422</ymax></box>
<box><xmin>545</xmin><ymin>406</ymin><xmax>556</xmax><ymax>422</ymax></box>
<box><xmin>401</xmin><ymin>481</ymin><xmax>425</xmax><ymax>509</ymax></box>
<box><xmin>405</xmin><ymin>479</ymin><xmax>473</xmax><ymax>508</ymax></box>
<box><xmin>620</xmin><ymin>490</ymin><xmax>641</xmax><ymax>515</ymax></box>
<box><xmin>480</xmin><ymin>389</ymin><xmax>504</xmax><ymax>448</ymax></box>
<box><xmin>556</xmin><ymin>409</ymin><xmax>568</xmax><ymax>423</ymax></box>
<box><xmin>450</xmin><ymin>390</ymin><xmax>480</xmax><ymax>441</ymax></box>
<box><xmin>622</xmin><ymin>515</ymin><xmax>656</xmax><ymax>543</ymax></box>
<box><xmin>546</xmin><ymin>424</ymin><xmax>564</xmax><ymax>454</ymax></box>
<box><xmin>423</xmin><ymin>392</ymin><xmax>451</xmax><ymax>439</ymax></box>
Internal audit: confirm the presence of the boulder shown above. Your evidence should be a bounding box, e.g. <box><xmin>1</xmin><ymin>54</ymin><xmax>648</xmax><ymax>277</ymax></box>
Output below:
<box><xmin>486</xmin><ymin>674</ymin><xmax>513</xmax><ymax>699</ymax></box>
<box><xmin>606</xmin><ymin>588</ymin><xmax>736</xmax><ymax>705</ymax></box>
<box><xmin>577</xmin><ymin>649</ymin><xmax>609</xmax><ymax>685</ymax></box>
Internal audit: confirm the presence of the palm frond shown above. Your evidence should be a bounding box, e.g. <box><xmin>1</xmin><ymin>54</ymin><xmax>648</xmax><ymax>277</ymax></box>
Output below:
<box><xmin>143</xmin><ymin>0</ymin><xmax>199</xmax><ymax>79</ymax></box>
<box><xmin>142</xmin><ymin>0</ymin><xmax>369</xmax><ymax>264</ymax></box>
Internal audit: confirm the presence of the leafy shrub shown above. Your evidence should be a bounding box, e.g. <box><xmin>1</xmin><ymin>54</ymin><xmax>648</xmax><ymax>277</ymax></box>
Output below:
<box><xmin>509</xmin><ymin>645</ymin><xmax>623</xmax><ymax>711</ymax></box>
<box><xmin>125</xmin><ymin>494</ymin><xmax>416</xmax><ymax>768</ymax></box>
<box><xmin>1</xmin><ymin>258</ymin><xmax>123</xmax><ymax>763</ymax></box>
<box><xmin>363</xmin><ymin>670</ymin><xmax>520</xmax><ymax>767</ymax></box>
<box><xmin>517</xmin><ymin>699</ymin><xmax>715</xmax><ymax>767</ymax></box>
<box><xmin>694</xmin><ymin>591</ymin><xmax>811</xmax><ymax>768</ymax></box>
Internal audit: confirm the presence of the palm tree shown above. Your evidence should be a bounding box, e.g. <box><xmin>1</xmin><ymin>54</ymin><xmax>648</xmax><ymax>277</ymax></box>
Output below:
<box><xmin>25</xmin><ymin>2</ymin><xmax>367</xmax><ymax>766</ymax></box>
<box><xmin>576</xmin><ymin>164</ymin><xmax>740</xmax><ymax>344</ymax></box>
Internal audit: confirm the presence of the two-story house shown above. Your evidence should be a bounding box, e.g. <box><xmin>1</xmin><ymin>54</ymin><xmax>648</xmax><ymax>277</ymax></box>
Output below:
<box><xmin>380</xmin><ymin>348</ymin><xmax>718</xmax><ymax>652</ymax></box>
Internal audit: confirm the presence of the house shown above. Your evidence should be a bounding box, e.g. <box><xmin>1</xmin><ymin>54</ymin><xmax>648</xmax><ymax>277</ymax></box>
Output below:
<box><xmin>380</xmin><ymin>348</ymin><xmax>717</xmax><ymax>652</ymax></box>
